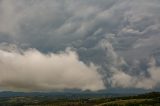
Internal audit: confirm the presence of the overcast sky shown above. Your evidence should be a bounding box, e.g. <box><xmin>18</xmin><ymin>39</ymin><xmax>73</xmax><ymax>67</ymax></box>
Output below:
<box><xmin>0</xmin><ymin>0</ymin><xmax>160</xmax><ymax>92</ymax></box>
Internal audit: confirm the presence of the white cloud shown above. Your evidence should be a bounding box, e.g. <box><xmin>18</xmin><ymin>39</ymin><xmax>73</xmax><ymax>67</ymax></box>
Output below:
<box><xmin>111</xmin><ymin>70</ymin><xmax>134</xmax><ymax>88</ymax></box>
<box><xmin>0</xmin><ymin>46</ymin><xmax>105</xmax><ymax>91</ymax></box>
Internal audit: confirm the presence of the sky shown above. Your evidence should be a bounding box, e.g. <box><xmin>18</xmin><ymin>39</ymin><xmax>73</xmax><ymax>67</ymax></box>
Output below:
<box><xmin>0</xmin><ymin>0</ymin><xmax>160</xmax><ymax>92</ymax></box>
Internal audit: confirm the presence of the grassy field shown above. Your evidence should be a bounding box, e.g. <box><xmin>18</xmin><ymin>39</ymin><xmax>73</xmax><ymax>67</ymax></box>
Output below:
<box><xmin>0</xmin><ymin>92</ymin><xmax>160</xmax><ymax>106</ymax></box>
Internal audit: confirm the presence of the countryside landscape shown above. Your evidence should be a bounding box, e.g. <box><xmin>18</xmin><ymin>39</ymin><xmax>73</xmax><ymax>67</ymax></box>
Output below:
<box><xmin>0</xmin><ymin>0</ymin><xmax>160</xmax><ymax>105</ymax></box>
<box><xmin>0</xmin><ymin>92</ymin><xmax>160</xmax><ymax>106</ymax></box>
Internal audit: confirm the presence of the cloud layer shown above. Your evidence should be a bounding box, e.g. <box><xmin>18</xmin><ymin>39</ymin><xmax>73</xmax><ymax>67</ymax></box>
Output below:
<box><xmin>0</xmin><ymin>0</ymin><xmax>160</xmax><ymax>91</ymax></box>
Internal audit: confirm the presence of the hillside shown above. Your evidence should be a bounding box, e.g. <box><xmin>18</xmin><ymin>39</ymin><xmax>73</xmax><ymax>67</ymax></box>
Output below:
<box><xmin>0</xmin><ymin>92</ymin><xmax>159</xmax><ymax>106</ymax></box>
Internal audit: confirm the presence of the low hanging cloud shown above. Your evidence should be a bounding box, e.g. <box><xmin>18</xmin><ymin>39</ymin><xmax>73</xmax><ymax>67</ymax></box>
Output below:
<box><xmin>98</xmin><ymin>39</ymin><xmax>160</xmax><ymax>90</ymax></box>
<box><xmin>0</xmin><ymin>46</ymin><xmax>105</xmax><ymax>91</ymax></box>
<box><xmin>110</xmin><ymin>57</ymin><xmax>160</xmax><ymax>89</ymax></box>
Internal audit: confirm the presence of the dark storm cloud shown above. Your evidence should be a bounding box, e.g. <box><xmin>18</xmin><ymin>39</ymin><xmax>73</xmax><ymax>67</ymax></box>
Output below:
<box><xmin>0</xmin><ymin>0</ymin><xmax>160</xmax><ymax>91</ymax></box>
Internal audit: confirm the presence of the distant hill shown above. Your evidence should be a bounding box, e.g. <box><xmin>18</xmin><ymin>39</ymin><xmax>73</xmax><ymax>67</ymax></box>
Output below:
<box><xmin>0</xmin><ymin>91</ymin><xmax>123</xmax><ymax>98</ymax></box>
<box><xmin>133</xmin><ymin>92</ymin><xmax>160</xmax><ymax>99</ymax></box>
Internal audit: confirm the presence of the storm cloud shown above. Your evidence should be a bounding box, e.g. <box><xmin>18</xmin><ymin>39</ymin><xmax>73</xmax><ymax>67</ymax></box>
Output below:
<box><xmin>0</xmin><ymin>0</ymin><xmax>160</xmax><ymax>91</ymax></box>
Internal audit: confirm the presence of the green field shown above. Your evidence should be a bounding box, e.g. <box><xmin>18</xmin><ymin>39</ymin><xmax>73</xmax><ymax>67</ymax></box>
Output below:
<box><xmin>0</xmin><ymin>92</ymin><xmax>160</xmax><ymax>106</ymax></box>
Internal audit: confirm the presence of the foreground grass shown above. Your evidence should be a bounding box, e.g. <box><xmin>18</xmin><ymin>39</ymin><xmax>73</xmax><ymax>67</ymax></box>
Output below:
<box><xmin>96</xmin><ymin>99</ymin><xmax>158</xmax><ymax>106</ymax></box>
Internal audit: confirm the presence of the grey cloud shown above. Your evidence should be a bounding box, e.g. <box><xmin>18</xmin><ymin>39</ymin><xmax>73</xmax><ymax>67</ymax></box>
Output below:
<box><xmin>0</xmin><ymin>0</ymin><xmax>160</xmax><ymax>91</ymax></box>
<box><xmin>0</xmin><ymin>0</ymin><xmax>160</xmax><ymax>53</ymax></box>
<box><xmin>110</xmin><ymin>57</ymin><xmax>160</xmax><ymax>89</ymax></box>
<box><xmin>0</xmin><ymin>0</ymin><xmax>119</xmax><ymax>51</ymax></box>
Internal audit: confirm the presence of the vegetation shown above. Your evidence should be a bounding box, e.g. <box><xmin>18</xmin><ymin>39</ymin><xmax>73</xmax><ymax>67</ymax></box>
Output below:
<box><xmin>0</xmin><ymin>92</ymin><xmax>159</xmax><ymax>106</ymax></box>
